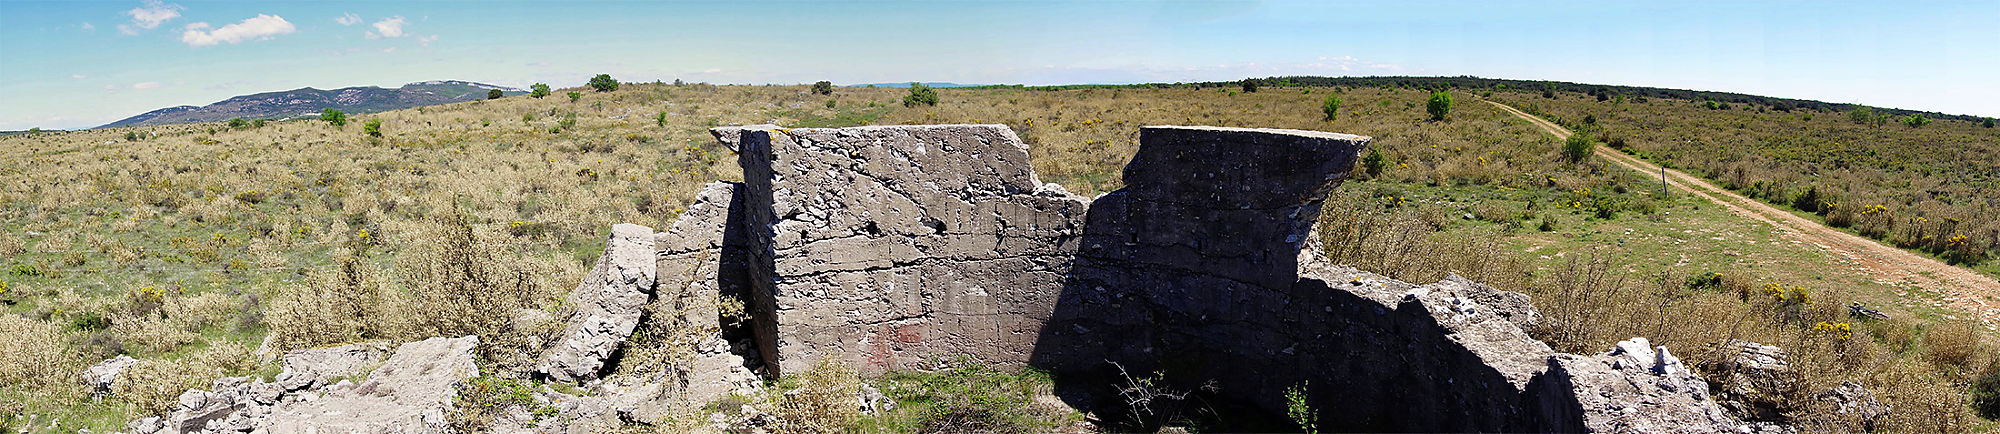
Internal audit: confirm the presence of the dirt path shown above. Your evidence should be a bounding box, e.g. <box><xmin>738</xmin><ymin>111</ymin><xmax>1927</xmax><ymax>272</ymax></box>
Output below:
<box><xmin>1484</xmin><ymin>100</ymin><xmax>2000</xmax><ymax>325</ymax></box>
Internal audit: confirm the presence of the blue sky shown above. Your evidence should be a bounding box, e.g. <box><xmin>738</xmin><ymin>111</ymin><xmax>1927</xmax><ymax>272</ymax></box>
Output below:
<box><xmin>1</xmin><ymin>0</ymin><xmax>1995</xmax><ymax>130</ymax></box>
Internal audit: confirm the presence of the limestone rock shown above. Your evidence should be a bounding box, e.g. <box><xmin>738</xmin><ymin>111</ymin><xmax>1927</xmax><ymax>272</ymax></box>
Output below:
<box><xmin>263</xmin><ymin>335</ymin><xmax>482</xmax><ymax>433</ymax></box>
<box><xmin>275</xmin><ymin>340</ymin><xmax>391</xmax><ymax>392</ymax></box>
<box><xmin>1547</xmin><ymin>338</ymin><xmax>1743</xmax><ymax>433</ymax></box>
<box><xmin>541</xmin><ymin>223</ymin><xmax>657</xmax><ymax>384</ymax></box>
<box><xmin>80</xmin><ymin>355</ymin><xmax>137</xmax><ymax>398</ymax></box>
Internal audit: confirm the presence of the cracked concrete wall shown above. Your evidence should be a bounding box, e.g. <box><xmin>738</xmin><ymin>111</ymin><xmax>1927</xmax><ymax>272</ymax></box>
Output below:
<box><xmin>732</xmin><ymin>125</ymin><xmax>1090</xmax><ymax>377</ymax></box>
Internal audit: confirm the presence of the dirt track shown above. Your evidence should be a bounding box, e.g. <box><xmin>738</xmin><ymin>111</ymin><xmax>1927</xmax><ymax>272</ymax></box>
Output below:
<box><xmin>1484</xmin><ymin>100</ymin><xmax>2000</xmax><ymax>326</ymax></box>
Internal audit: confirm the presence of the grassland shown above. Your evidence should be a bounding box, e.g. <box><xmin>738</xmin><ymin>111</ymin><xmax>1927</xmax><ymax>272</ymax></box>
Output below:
<box><xmin>2</xmin><ymin>81</ymin><xmax>1994</xmax><ymax>432</ymax></box>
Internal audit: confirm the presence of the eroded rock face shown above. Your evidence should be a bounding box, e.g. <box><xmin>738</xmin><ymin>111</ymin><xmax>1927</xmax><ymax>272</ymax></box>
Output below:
<box><xmin>264</xmin><ymin>335</ymin><xmax>481</xmax><ymax>433</ymax></box>
<box><xmin>81</xmin><ymin>355</ymin><xmax>138</xmax><ymax>398</ymax></box>
<box><xmin>125</xmin><ymin>338</ymin><xmax>471</xmax><ymax>434</ymax></box>
<box><xmin>733</xmin><ymin>125</ymin><xmax>1090</xmax><ymax>376</ymax></box>
<box><xmin>1543</xmin><ymin>338</ymin><xmax>1741</xmax><ymax>433</ymax></box>
<box><xmin>540</xmin><ymin>223</ymin><xmax>657</xmax><ymax>384</ymax></box>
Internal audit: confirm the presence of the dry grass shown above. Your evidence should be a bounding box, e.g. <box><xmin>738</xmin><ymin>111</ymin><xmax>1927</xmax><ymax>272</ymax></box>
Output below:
<box><xmin>3</xmin><ymin>82</ymin><xmax>1994</xmax><ymax>432</ymax></box>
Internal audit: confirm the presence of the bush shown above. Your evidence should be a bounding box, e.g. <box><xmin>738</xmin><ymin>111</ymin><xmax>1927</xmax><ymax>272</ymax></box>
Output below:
<box><xmin>811</xmin><ymin>80</ymin><xmax>834</xmax><ymax>95</ymax></box>
<box><xmin>320</xmin><ymin>108</ymin><xmax>347</xmax><ymax>127</ymax></box>
<box><xmin>487</xmin><ymin>89</ymin><xmax>502</xmax><ymax>100</ymax></box>
<box><xmin>1563</xmin><ymin>133</ymin><xmax>1595</xmax><ymax>164</ymax></box>
<box><xmin>1925</xmin><ymin>321</ymin><xmax>1979</xmax><ymax>370</ymax></box>
<box><xmin>363</xmin><ymin>119</ymin><xmax>383</xmax><ymax>137</ymax></box>
<box><xmin>777</xmin><ymin>359</ymin><xmax>863</xmax><ymax>433</ymax></box>
<box><xmin>1321</xmin><ymin>94</ymin><xmax>1342</xmax><ymax>122</ymax></box>
<box><xmin>587</xmin><ymin>74</ymin><xmax>618</xmax><ymax>92</ymax></box>
<box><xmin>1984</xmin><ymin>118</ymin><xmax>1995</xmax><ymax>128</ymax></box>
<box><xmin>902</xmin><ymin>83</ymin><xmax>938</xmax><ymax>107</ymax></box>
<box><xmin>265</xmin><ymin>249</ymin><xmax>393</xmax><ymax>352</ymax></box>
<box><xmin>1974</xmin><ymin>362</ymin><xmax>2000</xmax><ymax>418</ymax></box>
<box><xmin>1240</xmin><ymin>79</ymin><xmax>1259</xmax><ymax>93</ymax></box>
<box><xmin>0</xmin><ymin>315</ymin><xmax>81</xmax><ymax>391</ymax></box>
<box><xmin>1426</xmin><ymin>91</ymin><xmax>1453</xmax><ymax>121</ymax></box>
<box><xmin>566</xmin><ymin>91</ymin><xmax>581</xmax><ymax>103</ymax></box>
<box><xmin>1361</xmin><ymin>147</ymin><xmax>1385</xmax><ymax>178</ymax></box>
<box><xmin>530</xmin><ymin>83</ymin><xmax>550</xmax><ymax>98</ymax></box>
<box><xmin>227</xmin><ymin>118</ymin><xmax>251</xmax><ymax>129</ymax></box>
<box><xmin>1901</xmin><ymin>114</ymin><xmax>1930</xmax><ymax>128</ymax></box>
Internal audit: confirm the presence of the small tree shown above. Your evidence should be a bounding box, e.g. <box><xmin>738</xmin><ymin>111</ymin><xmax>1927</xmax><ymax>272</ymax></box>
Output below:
<box><xmin>1984</xmin><ymin>118</ymin><xmax>1995</xmax><ymax>128</ymax></box>
<box><xmin>902</xmin><ymin>83</ymin><xmax>938</xmax><ymax>107</ymax></box>
<box><xmin>811</xmin><ymin>81</ymin><xmax>834</xmax><ymax>95</ymax></box>
<box><xmin>363</xmin><ymin>119</ymin><xmax>382</xmax><ymax>137</ymax></box>
<box><xmin>567</xmin><ymin>92</ymin><xmax>582</xmax><ymax>103</ymax></box>
<box><xmin>1563</xmin><ymin>133</ymin><xmax>1595</xmax><ymax>164</ymax></box>
<box><xmin>529</xmin><ymin>83</ymin><xmax>551</xmax><ymax>98</ymax></box>
<box><xmin>1240</xmin><ymin>79</ymin><xmax>1259</xmax><ymax>93</ymax></box>
<box><xmin>1902</xmin><ymin>114</ymin><xmax>1931</xmax><ymax>128</ymax></box>
<box><xmin>320</xmin><ymin>108</ymin><xmax>347</xmax><ymax>127</ymax></box>
<box><xmin>1361</xmin><ymin>147</ymin><xmax>1385</xmax><ymax>178</ymax></box>
<box><xmin>1321</xmin><ymin>94</ymin><xmax>1342</xmax><ymax>122</ymax></box>
<box><xmin>227</xmin><ymin>118</ymin><xmax>251</xmax><ymax>129</ymax></box>
<box><xmin>1426</xmin><ymin>91</ymin><xmax>1454</xmax><ymax>121</ymax></box>
<box><xmin>487</xmin><ymin>89</ymin><xmax>502</xmax><ymax>100</ymax></box>
<box><xmin>588</xmin><ymin>74</ymin><xmax>618</xmax><ymax>92</ymax></box>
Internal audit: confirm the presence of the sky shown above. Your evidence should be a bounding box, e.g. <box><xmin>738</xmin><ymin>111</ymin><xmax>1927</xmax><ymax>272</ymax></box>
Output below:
<box><xmin>1</xmin><ymin>0</ymin><xmax>1996</xmax><ymax>130</ymax></box>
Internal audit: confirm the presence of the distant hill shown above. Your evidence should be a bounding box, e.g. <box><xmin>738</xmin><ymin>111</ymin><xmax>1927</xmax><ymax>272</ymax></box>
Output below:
<box><xmin>99</xmin><ymin>80</ymin><xmax>523</xmax><ymax>128</ymax></box>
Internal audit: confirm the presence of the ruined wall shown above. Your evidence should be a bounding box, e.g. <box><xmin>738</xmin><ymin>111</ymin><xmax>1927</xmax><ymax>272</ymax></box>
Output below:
<box><xmin>731</xmin><ymin>125</ymin><xmax>1090</xmax><ymax>376</ymax></box>
<box><xmin>623</xmin><ymin>123</ymin><xmax>1742</xmax><ymax>432</ymax></box>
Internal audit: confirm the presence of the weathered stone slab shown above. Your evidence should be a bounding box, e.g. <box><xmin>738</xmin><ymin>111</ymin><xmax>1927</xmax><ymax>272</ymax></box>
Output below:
<box><xmin>732</xmin><ymin>124</ymin><xmax>1090</xmax><ymax>376</ymax></box>
<box><xmin>263</xmin><ymin>336</ymin><xmax>481</xmax><ymax>434</ymax></box>
<box><xmin>540</xmin><ymin>223</ymin><xmax>657</xmax><ymax>383</ymax></box>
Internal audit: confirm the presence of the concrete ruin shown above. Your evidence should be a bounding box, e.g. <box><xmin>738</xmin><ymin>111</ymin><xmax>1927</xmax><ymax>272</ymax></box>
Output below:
<box><xmin>628</xmin><ymin>123</ymin><xmax>1749</xmax><ymax>431</ymax></box>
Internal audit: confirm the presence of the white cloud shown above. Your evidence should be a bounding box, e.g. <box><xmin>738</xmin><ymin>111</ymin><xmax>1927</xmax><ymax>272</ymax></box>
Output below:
<box><xmin>335</xmin><ymin>13</ymin><xmax>361</xmax><ymax>26</ymax></box>
<box><xmin>132</xmin><ymin>82</ymin><xmax>161</xmax><ymax>89</ymax></box>
<box><xmin>368</xmin><ymin>16</ymin><xmax>406</xmax><ymax>39</ymax></box>
<box><xmin>81</xmin><ymin>22</ymin><xmax>95</xmax><ymax>31</ymax></box>
<box><xmin>125</xmin><ymin>1</ymin><xmax>182</xmax><ymax>30</ymax></box>
<box><xmin>702</xmin><ymin>68</ymin><xmax>723</xmax><ymax>74</ymax></box>
<box><xmin>418</xmin><ymin>34</ymin><xmax>438</xmax><ymax>46</ymax></box>
<box><xmin>381</xmin><ymin>47</ymin><xmax>396</xmax><ymax>53</ymax></box>
<box><xmin>71</xmin><ymin>74</ymin><xmax>87</xmax><ymax>79</ymax></box>
<box><xmin>180</xmin><ymin>14</ymin><xmax>295</xmax><ymax>46</ymax></box>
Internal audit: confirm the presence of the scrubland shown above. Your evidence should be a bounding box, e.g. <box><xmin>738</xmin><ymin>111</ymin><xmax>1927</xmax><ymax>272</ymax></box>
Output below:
<box><xmin>2</xmin><ymin>81</ymin><xmax>1995</xmax><ymax>432</ymax></box>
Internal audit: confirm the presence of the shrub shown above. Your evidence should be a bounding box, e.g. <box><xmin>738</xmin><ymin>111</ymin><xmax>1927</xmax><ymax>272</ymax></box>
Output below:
<box><xmin>566</xmin><ymin>91</ymin><xmax>581</xmax><ymax>103</ymax></box>
<box><xmin>1563</xmin><ymin>133</ymin><xmax>1595</xmax><ymax>164</ymax></box>
<box><xmin>869</xmin><ymin>361</ymin><xmax>1080</xmax><ymax>433</ymax></box>
<box><xmin>655</xmin><ymin>111</ymin><xmax>668</xmax><ymax>127</ymax></box>
<box><xmin>266</xmin><ymin>249</ymin><xmax>392</xmax><ymax>352</ymax></box>
<box><xmin>449</xmin><ymin>375</ymin><xmax>556</xmax><ymax>432</ymax></box>
<box><xmin>320</xmin><ymin>108</ymin><xmax>347</xmax><ymax>127</ymax></box>
<box><xmin>1972</xmin><ymin>362</ymin><xmax>2000</xmax><ymax>418</ymax></box>
<box><xmin>1360</xmin><ymin>147</ymin><xmax>1385</xmax><ymax>178</ymax></box>
<box><xmin>487</xmin><ymin>89</ymin><xmax>502</xmax><ymax>100</ymax></box>
<box><xmin>1240</xmin><ymin>79</ymin><xmax>1259</xmax><ymax>93</ymax></box>
<box><xmin>530</xmin><ymin>83</ymin><xmax>550</xmax><ymax>98</ymax></box>
<box><xmin>811</xmin><ymin>80</ymin><xmax>834</xmax><ymax>95</ymax></box>
<box><xmin>1321</xmin><ymin>94</ymin><xmax>1342</xmax><ymax>122</ymax></box>
<box><xmin>115</xmin><ymin>360</ymin><xmax>207</xmax><ymax>416</ymax></box>
<box><xmin>227</xmin><ymin>118</ymin><xmax>251</xmax><ymax>129</ymax></box>
<box><xmin>1984</xmin><ymin>118</ymin><xmax>1995</xmax><ymax>128</ymax></box>
<box><xmin>902</xmin><ymin>83</ymin><xmax>938</xmax><ymax>107</ymax></box>
<box><xmin>777</xmin><ymin>359</ymin><xmax>863</xmax><ymax>433</ymax></box>
<box><xmin>1901</xmin><ymin>114</ymin><xmax>1930</xmax><ymax>128</ymax></box>
<box><xmin>363</xmin><ymin>119</ymin><xmax>383</xmax><ymax>137</ymax></box>
<box><xmin>1426</xmin><ymin>91</ymin><xmax>1453</xmax><ymax>121</ymax></box>
<box><xmin>1925</xmin><ymin>321</ymin><xmax>1979</xmax><ymax>370</ymax></box>
<box><xmin>0</xmin><ymin>315</ymin><xmax>81</xmax><ymax>391</ymax></box>
<box><xmin>587</xmin><ymin>74</ymin><xmax>618</xmax><ymax>92</ymax></box>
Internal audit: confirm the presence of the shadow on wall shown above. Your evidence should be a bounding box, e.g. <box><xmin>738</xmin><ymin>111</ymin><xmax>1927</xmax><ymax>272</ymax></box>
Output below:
<box><xmin>1026</xmin><ymin>127</ymin><xmax>1571</xmax><ymax>432</ymax></box>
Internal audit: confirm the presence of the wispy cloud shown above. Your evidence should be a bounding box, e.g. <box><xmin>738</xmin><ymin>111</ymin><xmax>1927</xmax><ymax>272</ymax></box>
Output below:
<box><xmin>335</xmin><ymin>13</ymin><xmax>361</xmax><ymax>26</ymax></box>
<box><xmin>418</xmin><ymin>34</ymin><xmax>438</xmax><ymax>47</ymax></box>
<box><xmin>71</xmin><ymin>74</ymin><xmax>87</xmax><ymax>79</ymax></box>
<box><xmin>132</xmin><ymin>82</ymin><xmax>161</xmax><ymax>90</ymax></box>
<box><xmin>367</xmin><ymin>16</ymin><xmax>406</xmax><ymax>39</ymax></box>
<box><xmin>180</xmin><ymin>14</ymin><xmax>296</xmax><ymax>47</ymax></box>
<box><xmin>120</xmin><ymin>0</ymin><xmax>182</xmax><ymax>34</ymax></box>
<box><xmin>81</xmin><ymin>22</ymin><xmax>95</xmax><ymax>31</ymax></box>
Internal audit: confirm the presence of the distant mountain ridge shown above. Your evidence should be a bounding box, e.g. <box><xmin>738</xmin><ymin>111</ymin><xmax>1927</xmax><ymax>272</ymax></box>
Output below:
<box><xmin>99</xmin><ymin>80</ymin><xmax>522</xmax><ymax>128</ymax></box>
